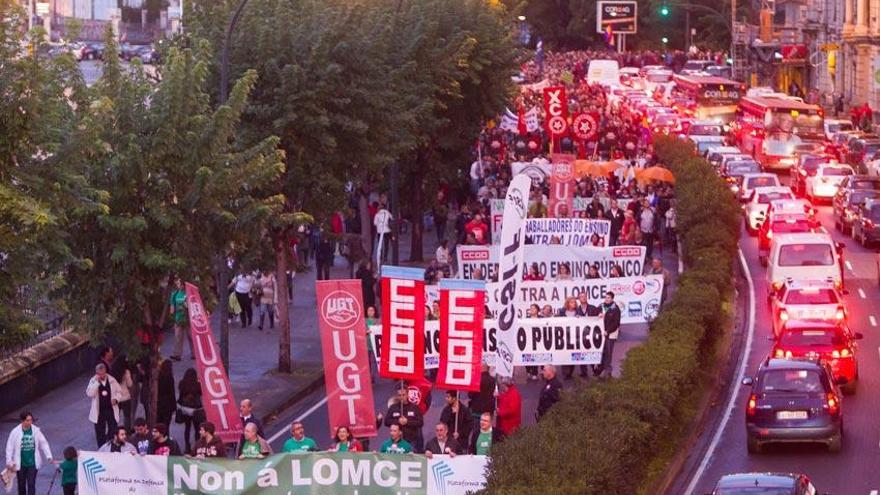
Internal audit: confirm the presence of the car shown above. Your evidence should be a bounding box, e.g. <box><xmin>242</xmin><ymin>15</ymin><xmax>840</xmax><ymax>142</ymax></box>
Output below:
<box><xmin>739</xmin><ymin>173</ymin><xmax>781</xmax><ymax>203</ymax></box>
<box><xmin>651</xmin><ymin>114</ymin><xmax>679</xmax><ymax>134</ymax></box>
<box><xmin>690</xmin><ymin>135</ymin><xmax>727</xmax><ymax>155</ymax></box>
<box><xmin>680</xmin><ymin>60</ymin><xmax>714</xmax><ymax>73</ymax></box>
<box><xmin>685</xmin><ymin>120</ymin><xmax>724</xmax><ymax>137</ymax></box>
<box><xmin>743</xmin><ymin>357</ymin><xmax>843</xmax><ymax>453</ymax></box>
<box><xmin>758</xmin><ymin>213</ymin><xmax>817</xmax><ymax>265</ymax></box>
<box><xmin>789</xmin><ymin>154</ymin><xmax>836</xmax><ymax>196</ymax></box>
<box><xmin>723</xmin><ymin>160</ymin><xmax>761</xmax><ymax>192</ymax></box>
<box><xmin>850</xmin><ymin>197</ymin><xmax>880</xmax><ymax>246</ymax></box>
<box><xmin>804</xmin><ymin>163</ymin><xmax>854</xmax><ymax>202</ymax></box>
<box><xmin>705</xmin><ymin>146</ymin><xmax>742</xmax><ymax>169</ymax></box>
<box><xmin>78</xmin><ymin>42</ymin><xmax>105</xmax><ymax>61</ymax></box>
<box><xmin>828</xmin><ymin>130</ymin><xmax>860</xmax><ymax>160</ymax></box>
<box><xmin>832</xmin><ymin>187</ymin><xmax>880</xmax><ymax>234</ymax></box>
<box><xmin>705</xmin><ymin>65</ymin><xmax>732</xmax><ymax>78</ymax></box>
<box><xmin>769</xmin><ymin>279</ymin><xmax>845</xmax><ymax>337</ymax></box>
<box><xmin>708</xmin><ymin>472</ymin><xmax>821</xmax><ymax>495</ymax></box>
<box><xmin>639</xmin><ymin>64</ymin><xmax>668</xmax><ymax>76</ymax></box>
<box><xmin>824</xmin><ymin>118</ymin><xmax>855</xmax><ymax>141</ymax></box>
<box><xmin>743</xmin><ymin>186</ymin><xmax>795</xmax><ymax>234</ymax></box>
<box><xmin>771</xmin><ymin>320</ymin><xmax>862</xmax><ymax>394</ymax></box>
<box><xmin>767</xmin><ymin>233</ymin><xmax>843</xmax><ymax>295</ymax></box>
<box><xmin>843</xmin><ymin>134</ymin><xmax>880</xmax><ymax>171</ymax></box>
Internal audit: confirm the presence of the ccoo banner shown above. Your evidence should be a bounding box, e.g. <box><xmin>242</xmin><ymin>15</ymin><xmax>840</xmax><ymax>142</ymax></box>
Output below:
<box><xmin>380</xmin><ymin>266</ymin><xmax>426</xmax><ymax>381</ymax></box>
<box><xmin>76</xmin><ymin>451</ymin><xmax>489</xmax><ymax>495</ymax></box>
<box><xmin>437</xmin><ymin>279</ymin><xmax>485</xmax><ymax>392</ymax></box>
<box><xmin>185</xmin><ymin>283</ymin><xmax>242</xmax><ymax>444</ymax></box>
<box><xmin>371</xmin><ymin>316</ymin><xmax>606</xmax><ymax>368</ymax></box>
<box><xmin>315</xmin><ymin>280</ymin><xmax>377</xmax><ymax>438</ymax></box>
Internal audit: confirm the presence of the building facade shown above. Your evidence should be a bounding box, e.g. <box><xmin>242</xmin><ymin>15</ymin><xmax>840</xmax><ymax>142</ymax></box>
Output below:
<box><xmin>841</xmin><ymin>0</ymin><xmax>880</xmax><ymax>109</ymax></box>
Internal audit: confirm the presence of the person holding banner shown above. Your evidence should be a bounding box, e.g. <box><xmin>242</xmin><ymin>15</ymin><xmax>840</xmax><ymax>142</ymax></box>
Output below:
<box><xmin>379</xmin><ymin>425</ymin><xmax>412</xmax><ymax>454</ymax></box>
<box><xmin>383</xmin><ymin>387</ymin><xmax>424</xmax><ymax>453</ymax></box>
<box><xmin>440</xmin><ymin>391</ymin><xmax>473</xmax><ymax>450</ymax></box>
<box><xmin>281</xmin><ymin>422</ymin><xmax>318</xmax><ymax>454</ymax></box>
<box><xmin>424</xmin><ymin>423</ymin><xmax>462</xmax><ymax>458</ymax></box>
<box><xmin>328</xmin><ymin>426</ymin><xmax>363</xmax><ymax>452</ymax></box>
<box><xmin>238</xmin><ymin>423</ymin><xmax>272</xmax><ymax>459</ymax></box>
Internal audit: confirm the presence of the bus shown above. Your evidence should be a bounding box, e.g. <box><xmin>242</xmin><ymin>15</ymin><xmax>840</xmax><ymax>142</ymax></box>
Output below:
<box><xmin>735</xmin><ymin>96</ymin><xmax>825</xmax><ymax>170</ymax></box>
<box><xmin>670</xmin><ymin>74</ymin><xmax>746</xmax><ymax>124</ymax></box>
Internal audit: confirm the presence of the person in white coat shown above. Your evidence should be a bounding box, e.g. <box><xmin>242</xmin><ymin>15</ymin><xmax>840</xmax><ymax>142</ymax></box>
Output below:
<box><xmin>4</xmin><ymin>411</ymin><xmax>53</xmax><ymax>495</ymax></box>
<box><xmin>87</xmin><ymin>363</ymin><xmax>123</xmax><ymax>448</ymax></box>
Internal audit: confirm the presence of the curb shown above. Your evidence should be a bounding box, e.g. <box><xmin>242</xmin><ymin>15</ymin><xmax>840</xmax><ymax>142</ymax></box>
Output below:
<box><xmin>259</xmin><ymin>370</ymin><xmax>326</xmax><ymax>428</ymax></box>
<box><xmin>655</xmin><ymin>257</ymin><xmax>751</xmax><ymax>494</ymax></box>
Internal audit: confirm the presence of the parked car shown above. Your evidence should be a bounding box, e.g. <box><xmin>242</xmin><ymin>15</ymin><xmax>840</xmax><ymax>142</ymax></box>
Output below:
<box><xmin>78</xmin><ymin>42</ymin><xmax>105</xmax><ymax>61</ymax></box>
<box><xmin>743</xmin><ymin>357</ymin><xmax>844</xmax><ymax>453</ymax></box>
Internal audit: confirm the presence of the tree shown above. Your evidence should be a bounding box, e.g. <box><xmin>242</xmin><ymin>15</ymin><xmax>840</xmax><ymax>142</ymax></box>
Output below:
<box><xmin>63</xmin><ymin>27</ymin><xmax>284</xmax><ymax>424</ymax></box>
<box><xmin>0</xmin><ymin>4</ymin><xmax>106</xmax><ymax>348</ymax></box>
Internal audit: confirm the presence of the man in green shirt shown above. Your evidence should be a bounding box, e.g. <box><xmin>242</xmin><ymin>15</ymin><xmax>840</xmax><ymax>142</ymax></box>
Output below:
<box><xmin>238</xmin><ymin>423</ymin><xmax>272</xmax><ymax>459</ymax></box>
<box><xmin>169</xmin><ymin>278</ymin><xmax>192</xmax><ymax>361</ymax></box>
<box><xmin>470</xmin><ymin>412</ymin><xmax>502</xmax><ymax>456</ymax></box>
<box><xmin>380</xmin><ymin>425</ymin><xmax>412</xmax><ymax>454</ymax></box>
<box><xmin>281</xmin><ymin>422</ymin><xmax>318</xmax><ymax>453</ymax></box>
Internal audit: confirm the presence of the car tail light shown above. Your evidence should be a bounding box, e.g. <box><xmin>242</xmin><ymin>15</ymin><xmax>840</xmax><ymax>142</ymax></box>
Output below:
<box><xmin>836</xmin><ymin>307</ymin><xmax>845</xmax><ymax>320</ymax></box>
<box><xmin>766</xmin><ymin>230</ymin><xmax>773</xmax><ymax>239</ymax></box>
<box><xmin>840</xmin><ymin>348</ymin><xmax>851</xmax><ymax>358</ymax></box>
<box><xmin>774</xmin><ymin>348</ymin><xmax>785</xmax><ymax>358</ymax></box>
<box><xmin>772</xmin><ymin>281</ymin><xmax>783</xmax><ymax>292</ymax></box>
<box><xmin>747</xmin><ymin>394</ymin><xmax>758</xmax><ymax>416</ymax></box>
<box><xmin>827</xmin><ymin>393</ymin><xmax>839</xmax><ymax>415</ymax></box>
<box><xmin>779</xmin><ymin>309</ymin><xmax>788</xmax><ymax>321</ymax></box>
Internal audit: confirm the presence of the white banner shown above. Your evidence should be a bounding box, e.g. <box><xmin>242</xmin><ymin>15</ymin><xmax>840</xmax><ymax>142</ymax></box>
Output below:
<box><xmin>457</xmin><ymin>244</ymin><xmax>647</xmax><ymax>282</ymax></box>
<box><xmin>494</xmin><ymin>174</ymin><xmax>531</xmax><ymax>377</ymax></box>
<box><xmin>489</xmin><ymin>198</ymin><xmax>504</xmax><ymax>244</ymax></box>
<box><xmin>371</xmin><ymin>316</ymin><xmax>606</xmax><ymax>368</ymax></box>
<box><xmin>498</xmin><ymin>107</ymin><xmax>540</xmax><ymax>133</ymax></box>
<box><xmin>427</xmin><ymin>455</ymin><xmax>488</xmax><ymax>495</ymax></box>
<box><xmin>492</xmin><ymin>195</ymin><xmax>634</xmax><ymax>219</ymax></box>
<box><xmin>524</xmin><ymin>218</ymin><xmax>611</xmax><ymax>246</ymax></box>
<box><xmin>511</xmin><ymin>160</ymin><xmax>552</xmax><ymax>184</ymax></box>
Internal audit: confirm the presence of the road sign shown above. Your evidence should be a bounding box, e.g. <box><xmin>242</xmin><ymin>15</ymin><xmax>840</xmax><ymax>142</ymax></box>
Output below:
<box><xmin>596</xmin><ymin>1</ymin><xmax>638</xmax><ymax>35</ymax></box>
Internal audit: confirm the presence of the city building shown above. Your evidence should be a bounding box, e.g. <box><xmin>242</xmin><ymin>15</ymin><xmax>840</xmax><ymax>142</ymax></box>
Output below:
<box><xmin>840</xmin><ymin>0</ymin><xmax>880</xmax><ymax>111</ymax></box>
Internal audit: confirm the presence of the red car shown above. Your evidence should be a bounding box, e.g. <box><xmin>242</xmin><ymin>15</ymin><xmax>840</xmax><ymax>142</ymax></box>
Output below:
<box><xmin>757</xmin><ymin>213</ymin><xmax>817</xmax><ymax>265</ymax></box>
<box><xmin>772</xmin><ymin>320</ymin><xmax>862</xmax><ymax>394</ymax></box>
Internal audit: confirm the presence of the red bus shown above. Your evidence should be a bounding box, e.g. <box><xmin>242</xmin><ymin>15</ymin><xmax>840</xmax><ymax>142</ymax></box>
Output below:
<box><xmin>671</xmin><ymin>75</ymin><xmax>746</xmax><ymax>123</ymax></box>
<box><xmin>735</xmin><ymin>96</ymin><xmax>825</xmax><ymax>170</ymax></box>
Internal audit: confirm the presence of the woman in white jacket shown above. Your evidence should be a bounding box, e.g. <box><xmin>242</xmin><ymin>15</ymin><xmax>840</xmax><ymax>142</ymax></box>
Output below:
<box><xmin>87</xmin><ymin>363</ymin><xmax>123</xmax><ymax>448</ymax></box>
<box><xmin>4</xmin><ymin>412</ymin><xmax>53</xmax><ymax>495</ymax></box>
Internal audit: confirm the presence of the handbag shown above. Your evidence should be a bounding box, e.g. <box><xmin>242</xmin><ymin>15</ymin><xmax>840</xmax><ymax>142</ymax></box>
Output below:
<box><xmin>175</xmin><ymin>404</ymin><xmax>196</xmax><ymax>423</ymax></box>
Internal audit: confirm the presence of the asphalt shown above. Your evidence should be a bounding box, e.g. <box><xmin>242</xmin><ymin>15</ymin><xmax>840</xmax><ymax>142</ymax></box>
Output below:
<box><xmin>687</xmin><ymin>177</ymin><xmax>880</xmax><ymax>494</ymax></box>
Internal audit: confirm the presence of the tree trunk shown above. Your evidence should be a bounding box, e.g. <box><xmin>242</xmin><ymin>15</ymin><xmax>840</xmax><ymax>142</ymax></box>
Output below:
<box><xmin>146</xmin><ymin>281</ymin><xmax>172</xmax><ymax>427</ymax></box>
<box><xmin>213</xmin><ymin>255</ymin><xmax>231</xmax><ymax>371</ymax></box>
<box><xmin>274</xmin><ymin>230</ymin><xmax>292</xmax><ymax>373</ymax></box>
<box><xmin>409</xmin><ymin>167</ymin><xmax>425</xmax><ymax>262</ymax></box>
<box><xmin>359</xmin><ymin>185</ymin><xmax>372</xmax><ymax>263</ymax></box>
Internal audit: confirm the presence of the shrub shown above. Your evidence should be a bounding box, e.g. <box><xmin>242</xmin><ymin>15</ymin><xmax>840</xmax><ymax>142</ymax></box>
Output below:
<box><xmin>482</xmin><ymin>135</ymin><xmax>740</xmax><ymax>494</ymax></box>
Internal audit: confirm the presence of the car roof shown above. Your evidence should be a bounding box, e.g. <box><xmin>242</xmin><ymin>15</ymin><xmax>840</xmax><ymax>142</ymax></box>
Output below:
<box><xmin>761</xmin><ymin>357</ymin><xmax>824</xmax><ymax>371</ymax></box>
<box><xmin>708</xmin><ymin>146</ymin><xmax>740</xmax><ymax>153</ymax></box>
<box><xmin>752</xmin><ymin>186</ymin><xmax>791</xmax><ymax>194</ymax></box>
<box><xmin>770</xmin><ymin>232</ymin><xmax>833</xmax><ymax>244</ymax></box>
<box><xmin>817</xmin><ymin>163</ymin><xmax>853</xmax><ymax>170</ymax></box>
<box><xmin>743</xmin><ymin>172</ymin><xmax>776</xmax><ymax>178</ymax></box>
<box><xmin>716</xmin><ymin>472</ymin><xmax>798</xmax><ymax>488</ymax></box>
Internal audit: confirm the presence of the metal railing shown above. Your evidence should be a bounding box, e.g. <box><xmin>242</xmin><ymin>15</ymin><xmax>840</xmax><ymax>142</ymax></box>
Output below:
<box><xmin>0</xmin><ymin>313</ymin><xmax>69</xmax><ymax>361</ymax></box>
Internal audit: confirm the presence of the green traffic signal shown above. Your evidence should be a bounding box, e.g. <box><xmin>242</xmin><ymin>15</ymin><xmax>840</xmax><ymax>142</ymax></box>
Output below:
<box><xmin>661</xmin><ymin>37</ymin><xmax>669</xmax><ymax>43</ymax></box>
<box><xmin>660</xmin><ymin>5</ymin><xmax>670</xmax><ymax>16</ymax></box>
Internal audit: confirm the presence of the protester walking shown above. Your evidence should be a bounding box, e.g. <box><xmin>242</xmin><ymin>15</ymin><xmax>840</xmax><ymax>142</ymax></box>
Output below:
<box><xmin>357</xmin><ymin>262</ymin><xmax>377</xmax><ymax>311</ymax></box>
<box><xmin>596</xmin><ymin>292</ymin><xmax>623</xmax><ymax>377</ymax></box>
<box><xmin>639</xmin><ymin>199</ymin><xmax>656</xmax><ymax>259</ymax></box>
<box><xmin>86</xmin><ymin>363</ymin><xmax>123</xmax><ymax>448</ymax></box>
<box><xmin>536</xmin><ymin>365</ymin><xmax>562</xmax><ymax>420</ymax></box>
<box><xmin>169</xmin><ymin>277</ymin><xmax>192</xmax><ymax>361</ymax></box>
<box><xmin>156</xmin><ymin>359</ymin><xmax>177</xmax><ymax>428</ymax></box>
<box><xmin>176</xmin><ymin>368</ymin><xmax>204</xmax><ymax>453</ymax></box>
<box><xmin>229</xmin><ymin>269</ymin><xmax>256</xmax><ymax>327</ymax></box>
<box><xmin>4</xmin><ymin>412</ymin><xmax>53</xmax><ymax>495</ymax></box>
<box><xmin>256</xmin><ymin>269</ymin><xmax>277</xmax><ymax>330</ymax></box>
<box><xmin>316</xmin><ymin>232</ymin><xmax>335</xmax><ymax>281</ymax></box>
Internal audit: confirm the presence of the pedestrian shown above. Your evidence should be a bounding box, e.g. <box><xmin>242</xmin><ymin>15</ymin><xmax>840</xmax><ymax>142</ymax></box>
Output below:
<box><xmin>647</xmin><ymin>257</ymin><xmax>671</xmax><ymax>304</ymax></box>
<box><xmin>4</xmin><ymin>412</ymin><xmax>53</xmax><ymax>495</ymax></box>
<box><xmin>176</xmin><ymin>368</ymin><xmax>204</xmax><ymax>453</ymax></box>
<box><xmin>282</xmin><ymin>421</ymin><xmax>318</xmax><ymax>453</ymax></box>
<box><xmin>536</xmin><ymin>365</ymin><xmax>562</xmax><ymax>420</ymax></box>
<box><xmin>156</xmin><ymin>359</ymin><xmax>176</xmax><ymax>429</ymax></box>
<box><xmin>495</xmin><ymin>378</ymin><xmax>522</xmax><ymax>437</ymax></box>
<box><xmin>379</xmin><ymin>425</ymin><xmax>413</xmax><ymax>454</ymax></box>
<box><xmin>440</xmin><ymin>390</ymin><xmax>473</xmax><ymax>450</ymax></box>
<box><xmin>98</xmin><ymin>426</ymin><xmax>137</xmax><ymax>454</ymax></box>
<box><xmin>365</xmin><ymin>306</ymin><xmax>379</xmax><ymax>383</ymax></box>
<box><xmin>470</xmin><ymin>413</ymin><xmax>503</xmax><ymax>455</ymax></box>
<box><xmin>596</xmin><ymin>292</ymin><xmax>622</xmax><ymax>377</ymax></box>
<box><xmin>344</xmin><ymin>234</ymin><xmax>366</xmax><ymax>278</ymax></box>
<box><xmin>639</xmin><ymin>199</ymin><xmax>656</xmax><ymax>259</ymax></box>
<box><xmin>424</xmin><ymin>423</ymin><xmax>462</xmax><ymax>458</ymax></box>
<box><xmin>87</xmin><ymin>363</ymin><xmax>123</xmax><ymax>448</ymax></box>
<box><xmin>239</xmin><ymin>399</ymin><xmax>265</xmax><ymax>439</ymax></box>
<box><xmin>257</xmin><ymin>269</ymin><xmax>276</xmax><ymax>330</ymax></box>
<box><xmin>316</xmin><ymin>232</ymin><xmax>335</xmax><ymax>281</ymax></box>
<box><xmin>193</xmin><ymin>422</ymin><xmax>226</xmax><ymax>458</ymax></box>
<box><xmin>383</xmin><ymin>386</ymin><xmax>425</xmax><ymax>453</ymax></box>
<box><xmin>238</xmin><ymin>423</ymin><xmax>272</xmax><ymax>459</ymax></box>
<box><xmin>59</xmin><ymin>447</ymin><xmax>77</xmax><ymax>495</ymax></box>
<box><xmin>374</xmin><ymin>205</ymin><xmax>393</xmax><ymax>262</ymax></box>
<box><xmin>432</xmin><ymin>190</ymin><xmax>449</xmax><ymax>242</ymax></box>
<box><xmin>357</xmin><ymin>262</ymin><xmax>377</xmax><ymax>310</ymax></box>
<box><xmin>664</xmin><ymin>198</ymin><xmax>677</xmax><ymax>250</ymax></box>
<box><xmin>328</xmin><ymin>426</ymin><xmax>364</xmax><ymax>452</ymax></box>
<box><xmin>111</xmin><ymin>356</ymin><xmax>135</xmax><ymax>430</ymax></box>
<box><xmin>148</xmin><ymin>423</ymin><xmax>182</xmax><ymax>456</ymax></box>
<box><xmin>168</xmin><ymin>277</ymin><xmax>192</xmax><ymax>361</ymax></box>
<box><xmin>229</xmin><ymin>269</ymin><xmax>255</xmax><ymax>327</ymax></box>
<box><xmin>467</xmin><ymin>364</ymin><xmax>495</xmax><ymax>422</ymax></box>
<box><xmin>130</xmin><ymin>418</ymin><xmax>152</xmax><ymax>455</ymax></box>
<box><xmin>608</xmin><ymin>199</ymin><xmax>625</xmax><ymax>245</ymax></box>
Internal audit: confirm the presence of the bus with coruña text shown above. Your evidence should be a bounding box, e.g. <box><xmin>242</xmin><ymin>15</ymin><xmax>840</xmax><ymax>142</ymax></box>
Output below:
<box><xmin>670</xmin><ymin>74</ymin><xmax>746</xmax><ymax>124</ymax></box>
<box><xmin>735</xmin><ymin>96</ymin><xmax>825</xmax><ymax>170</ymax></box>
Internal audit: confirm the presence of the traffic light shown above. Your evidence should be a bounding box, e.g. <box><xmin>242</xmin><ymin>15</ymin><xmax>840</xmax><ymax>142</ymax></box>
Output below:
<box><xmin>661</xmin><ymin>37</ymin><xmax>669</xmax><ymax>44</ymax></box>
<box><xmin>660</xmin><ymin>5</ymin><xmax>670</xmax><ymax>16</ymax></box>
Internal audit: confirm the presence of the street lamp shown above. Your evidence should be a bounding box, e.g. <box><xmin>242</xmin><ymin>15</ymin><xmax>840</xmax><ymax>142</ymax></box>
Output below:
<box><xmin>517</xmin><ymin>15</ymin><xmax>526</xmax><ymax>21</ymax></box>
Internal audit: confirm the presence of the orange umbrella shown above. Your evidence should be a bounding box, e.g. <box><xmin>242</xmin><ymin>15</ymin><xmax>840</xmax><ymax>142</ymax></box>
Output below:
<box><xmin>636</xmin><ymin>166</ymin><xmax>676</xmax><ymax>184</ymax></box>
<box><xmin>574</xmin><ymin>160</ymin><xmax>618</xmax><ymax>178</ymax></box>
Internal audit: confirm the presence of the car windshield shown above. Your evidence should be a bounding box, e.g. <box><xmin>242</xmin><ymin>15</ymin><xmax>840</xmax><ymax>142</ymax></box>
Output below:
<box><xmin>690</xmin><ymin>125</ymin><xmax>721</xmax><ymax>136</ymax></box>
<box><xmin>646</xmin><ymin>72</ymin><xmax>672</xmax><ymax>82</ymax></box>
<box><xmin>785</xmin><ymin>288</ymin><xmax>839</xmax><ymax>304</ymax></box>
<box><xmin>760</xmin><ymin>369</ymin><xmax>824</xmax><ymax>393</ymax></box>
<box><xmin>867</xmin><ymin>206</ymin><xmax>880</xmax><ymax>222</ymax></box>
<box><xmin>850</xmin><ymin>179</ymin><xmax>880</xmax><ymax>190</ymax></box>
<box><xmin>730</xmin><ymin>163</ymin><xmax>760</xmax><ymax>174</ymax></box>
<box><xmin>758</xmin><ymin>192</ymin><xmax>793</xmax><ymax>204</ymax></box>
<box><xmin>716</xmin><ymin>488</ymin><xmax>794</xmax><ymax>495</ymax></box>
<box><xmin>778</xmin><ymin>243</ymin><xmax>834</xmax><ymax>266</ymax></box>
<box><xmin>780</xmin><ymin>328</ymin><xmax>845</xmax><ymax>348</ymax></box>
<box><xmin>850</xmin><ymin>191</ymin><xmax>880</xmax><ymax>204</ymax></box>
<box><xmin>821</xmin><ymin>167</ymin><xmax>852</xmax><ymax>176</ymax></box>
<box><xmin>771</xmin><ymin>219</ymin><xmax>811</xmax><ymax>233</ymax></box>
<box><xmin>828</xmin><ymin>122</ymin><xmax>853</xmax><ymax>133</ymax></box>
<box><xmin>747</xmin><ymin>177</ymin><xmax>778</xmax><ymax>188</ymax></box>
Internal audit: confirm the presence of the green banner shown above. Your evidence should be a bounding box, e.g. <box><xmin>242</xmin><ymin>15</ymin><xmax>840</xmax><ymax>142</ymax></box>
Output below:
<box><xmin>167</xmin><ymin>452</ymin><xmax>428</xmax><ymax>495</ymax></box>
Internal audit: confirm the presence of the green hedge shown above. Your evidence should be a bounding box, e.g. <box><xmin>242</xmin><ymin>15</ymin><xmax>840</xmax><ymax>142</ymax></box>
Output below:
<box><xmin>481</xmin><ymin>135</ymin><xmax>741</xmax><ymax>494</ymax></box>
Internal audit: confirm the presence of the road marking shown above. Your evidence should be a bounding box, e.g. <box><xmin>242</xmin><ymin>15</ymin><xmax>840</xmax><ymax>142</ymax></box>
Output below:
<box><xmin>871</xmin><ymin>316</ymin><xmax>878</xmax><ymax>327</ymax></box>
<box><xmin>267</xmin><ymin>396</ymin><xmax>329</xmax><ymax>444</ymax></box>
<box><xmin>859</xmin><ymin>288</ymin><xmax>867</xmax><ymax>299</ymax></box>
<box><xmin>683</xmin><ymin>248</ymin><xmax>755</xmax><ymax>495</ymax></box>
<box><xmin>846</xmin><ymin>260</ymin><xmax>853</xmax><ymax>271</ymax></box>
<box><xmin>870</xmin><ymin>490</ymin><xmax>877</xmax><ymax>495</ymax></box>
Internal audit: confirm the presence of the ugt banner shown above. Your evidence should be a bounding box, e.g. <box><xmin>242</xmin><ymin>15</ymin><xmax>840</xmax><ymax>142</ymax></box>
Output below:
<box><xmin>437</xmin><ymin>279</ymin><xmax>485</xmax><ymax>392</ymax></box>
<box><xmin>548</xmin><ymin>154</ymin><xmax>575</xmax><ymax>218</ymax></box>
<box><xmin>185</xmin><ymin>283</ymin><xmax>242</xmax><ymax>444</ymax></box>
<box><xmin>493</xmin><ymin>174</ymin><xmax>531</xmax><ymax>378</ymax></box>
<box><xmin>78</xmin><ymin>451</ymin><xmax>490</xmax><ymax>495</ymax></box>
<box><xmin>380</xmin><ymin>266</ymin><xmax>426</xmax><ymax>380</ymax></box>
<box><xmin>315</xmin><ymin>280</ymin><xmax>377</xmax><ymax>438</ymax></box>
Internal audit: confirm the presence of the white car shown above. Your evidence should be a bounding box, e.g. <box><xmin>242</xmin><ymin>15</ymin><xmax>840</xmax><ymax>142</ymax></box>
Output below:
<box><xmin>739</xmin><ymin>173</ymin><xmax>781</xmax><ymax>202</ymax></box>
<box><xmin>824</xmin><ymin>119</ymin><xmax>855</xmax><ymax>141</ymax></box>
<box><xmin>770</xmin><ymin>279</ymin><xmax>845</xmax><ymax>338</ymax></box>
<box><xmin>805</xmin><ymin>163</ymin><xmax>854</xmax><ymax>201</ymax></box>
<box><xmin>744</xmin><ymin>186</ymin><xmax>796</xmax><ymax>234</ymax></box>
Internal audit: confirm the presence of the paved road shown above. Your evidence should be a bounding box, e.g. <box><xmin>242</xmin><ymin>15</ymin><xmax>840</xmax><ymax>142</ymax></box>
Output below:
<box><xmin>690</xmin><ymin>177</ymin><xmax>880</xmax><ymax>494</ymax></box>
